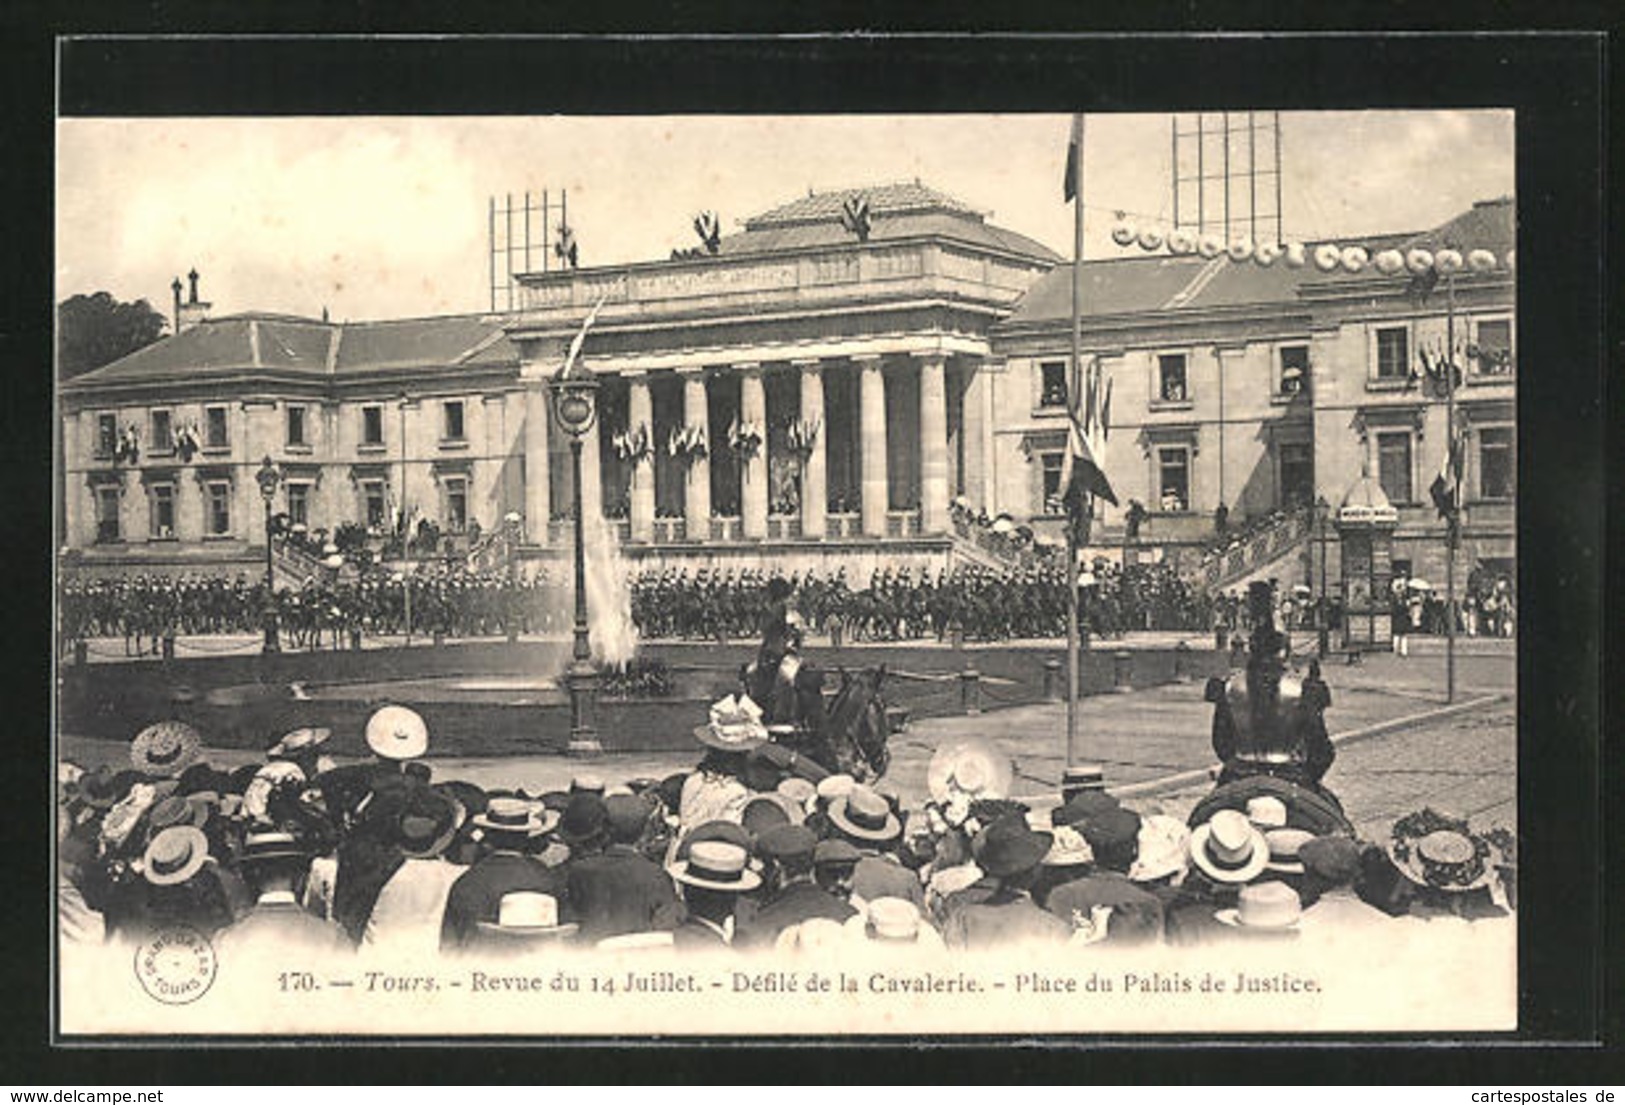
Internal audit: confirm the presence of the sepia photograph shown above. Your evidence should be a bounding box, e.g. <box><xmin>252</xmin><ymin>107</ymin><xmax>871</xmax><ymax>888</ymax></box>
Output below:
<box><xmin>53</xmin><ymin>105</ymin><xmax>1523</xmax><ymax>1038</ymax></box>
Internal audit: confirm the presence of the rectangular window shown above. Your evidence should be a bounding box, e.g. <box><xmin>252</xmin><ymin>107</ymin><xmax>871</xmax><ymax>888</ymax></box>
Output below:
<box><xmin>1474</xmin><ymin>319</ymin><xmax>1514</xmax><ymax>375</ymax></box>
<box><xmin>1158</xmin><ymin>447</ymin><xmax>1189</xmax><ymax>512</ymax></box>
<box><xmin>445</xmin><ymin>477</ymin><xmax>468</xmax><ymax>532</ymax></box>
<box><xmin>362</xmin><ymin>405</ymin><xmax>384</xmax><ymax>446</ymax></box>
<box><xmin>1375</xmin><ymin>327</ymin><xmax>1410</xmax><ymax>380</ymax></box>
<box><xmin>1038</xmin><ymin>362</ymin><xmax>1068</xmax><ymax>408</ymax></box>
<box><xmin>1040</xmin><ymin>452</ymin><xmax>1065</xmax><ymax>514</ymax></box>
<box><xmin>95</xmin><ymin>485</ymin><xmax>120</xmax><ymax>542</ymax></box>
<box><xmin>1157</xmin><ymin>354</ymin><xmax>1188</xmax><ymax>403</ymax></box>
<box><xmin>362</xmin><ymin>481</ymin><xmax>387</xmax><ymax>529</ymax></box>
<box><xmin>286</xmin><ymin>482</ymin><xmax>310</xmax><ymax>527</ymax></box>
<box><xmin>443</xmin><ymin>400</ymin><xmax>466</xmax><ymax>441</ymax></box>
<box><xmin>1279</xmin><ymin>442</ymin><xmax>1314</xmax><ymax>508</ymax></box>
<box><xmin>95</xmin><ymin>413</ymin><xmax>118</xmax><ymax>458</ymax></box>
<box><xmin>1479</xmin><ymin>427</ymin><xmax>1515</xmax><ymax>499</ymax></box>
<box><xmin>286</xmin><ymin>405</ymin><xmax>307</xmax><ymax>447</ymax></box>
<box><xmin>206</xmin><ymin>481</ymin><xmax>231</xmax><ymax>536</ymax></box>
<box><xmin>205</xmin><ymin>405</ymin><xmax>229</xmax><ymax>448</ymax></box>
<box><xmin>1278</xmin><ymin>345</ymin><xmax>1310</xmax><ymax>396</ymax></box>
<box><xmin>1376</xmin><ymin>432</ymin><xmax>1413</xmax><ymax>504</ymax></box>
<box><xmin>149</xmin><ymin>484</ymin><xmax>175</xmax><ymax>538</ymax></box>
<box><xmin>150</xmin><ymin>410</ymin><xmax>173</xmax><ymax>453</ymax></box>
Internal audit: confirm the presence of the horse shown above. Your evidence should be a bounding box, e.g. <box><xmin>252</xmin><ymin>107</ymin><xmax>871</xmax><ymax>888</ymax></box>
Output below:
<box><xmin>740</xmin><ymin>655</ymin><xmax>892</xmax><ymax>782</ymax></box>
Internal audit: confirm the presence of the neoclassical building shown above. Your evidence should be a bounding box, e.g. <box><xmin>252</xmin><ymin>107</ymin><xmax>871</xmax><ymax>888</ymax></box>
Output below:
<box><xmin>58</xmin><ymin>184</ymin><xmax>1514</xmax><ymax>593</ymax></box>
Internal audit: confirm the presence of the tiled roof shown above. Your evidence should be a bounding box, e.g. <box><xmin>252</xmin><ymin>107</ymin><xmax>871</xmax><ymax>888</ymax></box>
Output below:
<box><xmin>745</xmin><ymin>181</ymin><xmax>982</xmax><ymax>228</ymax></box>
<box><xmin>1002</xmin><ymin>199</ymin><xmax>1513</xmax><ymax>326</ymax></box>
<box><xmin>64</xmin><ymin>312</ymin><xmax>518</xmax><ymax>390</ymax></box>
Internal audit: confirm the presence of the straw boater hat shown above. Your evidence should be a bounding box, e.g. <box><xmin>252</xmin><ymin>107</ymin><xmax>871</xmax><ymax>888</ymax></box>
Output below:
<box><xmin>472</xmin><ymin>796</ymin><xmax>557</xmax><ymax>838</ymax></box>
<box><xmin>671</xmin><ymin>840</ymin><xmax>762</xmax><ymax>893</ymax></box>
<box><xmin>694</xmin><ymin>694</ymin><xmax>768</xmax><ymax>753</ymax></box>
<box><xmin>815</xmin><ymin>774</ymin><xmax>857</xmax><ymax>806</ymax></box>
<box><xmin>475</xmin><ymin>892</ymin><xmax>579</xmax><ymax>943</ymax></box>
<box><xmin>1264</xmin><ymin>828</ymin><xmax>1317</xmax><ymax>875</ymax></box>
<box><xmin>1061</xmin><ymin>763</ymin><xmax>1108</xmax><ymax>797</ymax></box>
<box><xmin>1245</xmin><ymin>796</ymin><xmax>1289</xmax><ymax>830</ymax></box>
<box><xmin>1215</xmin><ymin>880</ymin><xmax>1303</xmax><ymax>930</ymax></box>
<box><xmin>130</xmin><ymin>721</ymin><xmax>203</xmax><ymax>778</ymax></box>
<box><xmin>267</xmin><ymin>727</ymin><xmax>331</xmax><ymax>759</ymax></box>
<box><xmin>1189</xmin><ymin>809</ymin><xmax>1271</xmax><ymax>884</ymax></box>
<box><xmin>926</xmin><ymin>737</ymin><xmax>1013</xmax><ymax>804</ymax></box>
<box><xmin>238</xmin><ymin>829</ymin><xmax>308</xmax><ymax>865</ymax></box>
<box><xmin>776</xmin><ymin>776</ymin><xmax>818</xmax><ymax>813</ymax></box>
<box><xmin>141</xmin><ymin>825</ymin><xmax>211</xmax><ymax>886</ymax></box>
<box><xmin>828</xmin><ymin>786</ymin><xmax>902</xmax><ymax>844</ymax></box>
<box><xmin>1388</xmin><ymin>827</ymin><xmax>1495</xmax><ymax>892</ymax></box>
<box><xmin>365</xmin><ymin>705</ymin><xmax>429</xmax><ymax>761</ymax></box>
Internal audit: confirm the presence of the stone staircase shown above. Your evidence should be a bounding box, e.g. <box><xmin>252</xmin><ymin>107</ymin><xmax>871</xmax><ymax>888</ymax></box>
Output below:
<box><xmin>1186</xmin><ymin>506</ymin><xmax>1314</xmax><ymax>594</ymax></box>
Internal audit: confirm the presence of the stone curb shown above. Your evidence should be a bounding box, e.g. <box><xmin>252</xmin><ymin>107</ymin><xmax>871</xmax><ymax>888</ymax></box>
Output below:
<box><xmin>1103</xmin><ymin>692</ymin><xmax>1510</xmax><ymax>802</ymax></box>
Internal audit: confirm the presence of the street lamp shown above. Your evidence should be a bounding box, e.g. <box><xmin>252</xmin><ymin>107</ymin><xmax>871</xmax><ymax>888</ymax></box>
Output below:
<box><xmin>1314</xmin><ymin>494</ymin><xmax>1331</xmax><ymax>658</ymax></box>
<box><xmin>550</xmin><ymin>358</ymin><xmax>602</xmax><ymax>755</ymax></box>
<box><xmin>255</xmin><ymin>455</ymin><xmax>282</xmax><ymax>654</ymax></box>
<box><xmin>503</xmin><ymin>509</ymin><xmax>523</xmax><ymax>644</ymax></box>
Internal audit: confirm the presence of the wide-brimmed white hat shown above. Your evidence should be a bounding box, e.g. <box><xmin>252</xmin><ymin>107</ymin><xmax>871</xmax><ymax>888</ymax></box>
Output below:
<box><xmin>1215</xmin><ymin>880</ymin><xmax>1303</xmax><ymax>930</ymax></box>
<box><xmin>694</xmin><ymin>694</ymin><xmax>768</xmax><ymax>753</ymax></box>
<box><xmin>268</xmin><ymin>727</ymin><xmax>331</xmax><ymax>758</ymax></box>
<box><xmin>1189</xmin><ymin>809</ymin><xmax>1271</xmax><ymax>884</ymax></box>
<box><xmin>1388</xmin><ymin>827</ymin><xmax>1495</xmax><ymax>892</ymax></box>
<box><xmin>365</xmin><ymin>705</ymin><xmax>428</xmax><ymax>761</ymax></box>
<box><xmin>926</xmin><ymin>737</ymin><xmax>1012</xmax><ymax>804</ymax></box>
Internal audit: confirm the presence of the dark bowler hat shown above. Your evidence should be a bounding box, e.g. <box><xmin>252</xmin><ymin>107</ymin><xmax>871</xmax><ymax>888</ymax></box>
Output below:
<box><xmin>756</xmin><ymin>823</ymin><xmax>818</xmax><ymax>863</ymax></box>
<box><xmin>741</xmin><ymin>795</ymin><xmax>793</xmax><ymax>839</ymax></box>
<box><xmin>1299</xmin><ymin>834</ymin><xmax>1362</xmax><ymax>886</ymax></box>
<box><xmin>556</xmin><ymin>792</ymin><xmax>610</xmax><ymax>846</ymax></box>
<box><xmin>972</xmin><ymin>813</ymin><xmax>1054</xmax><ymax>879</ymax></box>
<box><xmin>1078</xmin><ymin>806</ymin><xmax>1142</xmax><ymax>854</ymax></box>
<box><xmin>397</xmin><ymin>784</ymin><xmax>466</xmax><ymax>859</ymax></box>
<box><xmin>1052</xmin><ymin>790</ymin><xmax>1121</xmax><ymax>826</ymax></box>
<box><xmin>812</xmin><ymin>838</ymin><xmax>861</xmax><ymax>868</ymax></box>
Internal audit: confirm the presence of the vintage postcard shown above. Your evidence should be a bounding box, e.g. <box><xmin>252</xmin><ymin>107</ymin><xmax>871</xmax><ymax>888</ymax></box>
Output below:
<box><xmin>54</xmin><ymin>107</ymin><xmax>1518</xmax><ymax>1038</ymax></box>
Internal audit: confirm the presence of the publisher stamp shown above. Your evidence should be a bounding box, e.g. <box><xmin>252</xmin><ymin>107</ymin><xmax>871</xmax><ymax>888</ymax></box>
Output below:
<box><xmin>132</xmin><ymin>925</ymin><xmax>217</xmax><ymax>1005</ymax></box>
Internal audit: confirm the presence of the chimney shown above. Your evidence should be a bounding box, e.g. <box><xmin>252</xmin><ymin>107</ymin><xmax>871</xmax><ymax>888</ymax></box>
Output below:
<box><xmin>176</xmin><ymin>268</ymin><xmax>212</xmax><ymax>333</ymax></box>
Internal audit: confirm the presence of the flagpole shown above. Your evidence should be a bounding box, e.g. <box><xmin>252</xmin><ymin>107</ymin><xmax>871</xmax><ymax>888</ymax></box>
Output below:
<box><xmin>1445</xmin><ymin>273</ymin><xmax>1457</xmax><ymax>704</ymax></box>
<box><xmin>1066</xmin><ymin>112</ymin><xmax>1085</xmax><ymax>768</ymax></box>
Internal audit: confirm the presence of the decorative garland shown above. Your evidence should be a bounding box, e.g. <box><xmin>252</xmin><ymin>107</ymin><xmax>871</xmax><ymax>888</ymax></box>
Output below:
<box><xmin>1107</xmin><ymin>212</ymin><xmax>1514</xmax><ymax>277</ymax></box>
<box><xmin>785</xmin><ymin>417</ymin><xmax>821</xmax><ymax>459</ymax></box>
<box><xmin>727</xmin><ymin>419</ymin><xmax>764</xmax><ymax>459</ymax></box>
<box><xmin>667</xmin><ymin>423</ymin><xmax>708</xmax><ymax>461</ymax></box>
<box><xmin>611</xmin><ymin>423</ymin><xmax>653</xmax><ymax>464</ymax></box>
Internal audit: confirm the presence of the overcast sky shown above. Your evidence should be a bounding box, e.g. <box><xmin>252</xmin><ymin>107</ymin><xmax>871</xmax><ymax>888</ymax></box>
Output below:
<box><xmin>56</xmin><ymin>111</ymin><xmax>1513</xmax><ymax>325</ymax></box>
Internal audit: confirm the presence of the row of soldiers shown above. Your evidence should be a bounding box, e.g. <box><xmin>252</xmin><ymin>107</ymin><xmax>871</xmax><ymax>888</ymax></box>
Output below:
<box><xmin>631</xmin><ymin>561</ymin><xmax>1213</xmax><ymax>643</ymax></box>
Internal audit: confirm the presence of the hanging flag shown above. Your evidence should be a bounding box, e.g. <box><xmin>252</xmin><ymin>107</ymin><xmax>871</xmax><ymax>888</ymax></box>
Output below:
<box><xmin>560</xmin><ymin>292</ymin><xmax>608</xmax><ymax>378</ymax></box>
<box><xmin>1063</xmin><ymin>114</ymin><xmax>1083</xmax><ymax>203</ymax></box>
<box><xmin>1429</xmin><ymin>430</ymin><xmax>1464</xmax><ymax>521</ymax></box>
<box><xmin>1060</xmin><ymin>355</ymin><xmax>1118</xmax><ymax>521</ymax></box>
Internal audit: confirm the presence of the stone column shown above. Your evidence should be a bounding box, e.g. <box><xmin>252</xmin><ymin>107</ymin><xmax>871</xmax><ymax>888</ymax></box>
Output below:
<box><xmin>795</xmin><ymin>359</ymin><xmax>826</xmax><ymax>539</ymax></box>
<box><xmin>738</xmin><ymin>364</ymin><xmax>768</xmax><ymax>539</ymax></box>
<box><xmin>626</xmin><ymin>373</ymin><xmax>654</xmax><ymax>543</ymax></box>
<box><xmin>523</xmin><ymin>380</ymin><xmax>551</xmax><ymax>544</ymax></box>
<box><xmin>856</xmin><ymin>355</ymin><xmax>888</xmax><ymax>537</ymax></box>
<box><xmin>682</xmin><ymin>370</ymin><xmax>711</xmax><ymax>538</ymax></box>
<box><xmin>916</xmin><ymin>352</ymin><xmax>949</xmax><ymax>534</ymax></box>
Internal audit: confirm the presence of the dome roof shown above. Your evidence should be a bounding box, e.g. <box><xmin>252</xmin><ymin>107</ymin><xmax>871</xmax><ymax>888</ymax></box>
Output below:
<box><xmin>1337</xmin><ymin>475</ymin><xmax>1399</xmax><ymax>526</ymax></box>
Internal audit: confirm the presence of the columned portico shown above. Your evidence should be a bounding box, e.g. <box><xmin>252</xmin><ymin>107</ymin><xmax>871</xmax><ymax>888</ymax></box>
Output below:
<box><xmin>795</xmin><ymin>359</ymin><xmax>826</xmax><ymax>539</ymax></box>
<box><xmin>738</xmin><ymin>364</ymin><xmax>768</xmax><ymax>539</ymax></box>
<box><xmin>626</xmin><ymin>372</ymin><xmax>655</xmax><ymax>543</ymax></box>
<box><xmin>916</xmin><ymin>352</ymin><xmax>949</xmax><ymax>534</ymax></box>
<box><xmin>681</xmin><ymin>370</ymin><xmax>711</xmax><ymax>540</ymax></box>
<box><xmin>522</xmin><ymin>377</ymin><xmax>551</xmax><ymax>544</ymax></box>
<box><xmin>856</xmin><ymin>354</ymin><xmax>888</xmax><ymax>537</ymax></box>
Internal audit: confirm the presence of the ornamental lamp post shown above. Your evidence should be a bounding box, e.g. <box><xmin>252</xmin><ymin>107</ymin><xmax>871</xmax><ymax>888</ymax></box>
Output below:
<box><xmin>550</xmin><ymin>358</ymin><xmax>603</xmax><ymax>755</ymax></box>
<box><xmin>1314</xmin><ymin>494</ymin><xmax>1331</xmax><ymax>658</ymax></box>
<box><xmin>503</xmin><ymin>509</ymin><xmax>523</xmax><ymax>643</ymax></box>
<box><xmin>255</xmin><ymin>455</ymin><xmax>282</xmax><ymax>654</ymax></box>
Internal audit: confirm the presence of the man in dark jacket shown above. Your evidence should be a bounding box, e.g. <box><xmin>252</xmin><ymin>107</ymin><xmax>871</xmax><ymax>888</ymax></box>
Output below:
<box><xmin>440</xmin><ymin>798</ymin><xmax>569</xmax><ymax>952</ymax></box>
<box><xmin>736</xmin><ymin>824</ymin><xmax>855</xmax><ymax>949</ymax></box>
<box><xmin>566</xmin><ymin>793</ymin><xmax>680</xmax><ymax>944</ymax></box>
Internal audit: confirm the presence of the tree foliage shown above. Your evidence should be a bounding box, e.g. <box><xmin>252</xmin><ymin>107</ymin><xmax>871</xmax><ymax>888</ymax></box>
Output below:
<box><xmin>57</xmin><ymin>292</ymin><xmax>168</xmax><ymax>380</ymax></box>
